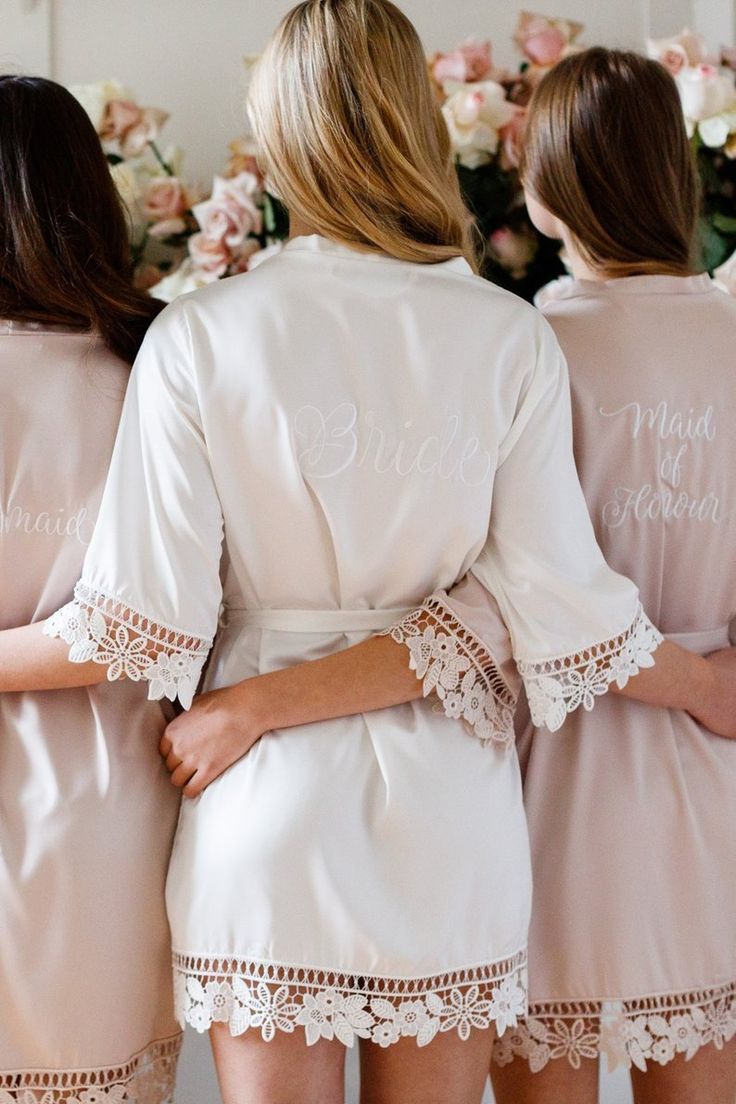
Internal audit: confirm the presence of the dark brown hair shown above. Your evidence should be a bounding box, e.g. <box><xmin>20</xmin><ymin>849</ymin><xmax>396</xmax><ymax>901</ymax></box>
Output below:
<box><xmin>0</xmin><ymin>75</ymin><xmax>162</xmax><ymax>362</ymax></box>
<box><xmin>522</xmin><ymin>48</ymin><xmax>699</xmax><ymax>276</ymax></box>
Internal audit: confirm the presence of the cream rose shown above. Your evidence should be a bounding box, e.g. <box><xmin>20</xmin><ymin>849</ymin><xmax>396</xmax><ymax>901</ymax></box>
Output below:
<box><xmin>69</xmin><ymin>79</ymin><xmax>130</xmax><ymax>133</ymax></box>
<box><xmin>109</xmin><ymin>161</ymin><xmax>140</xmax><ymax>213</ymax></box>
<box><xmin>676</xmin><ymin>65</ymin><xmax>736</xmax><ymax>134</ymax></box>
<box><xmin>150</xmin><ymin>260</ymin><xmax>214</xmax><ymax>303</ymax></box>
<box><xmin>442</xmin><ymin>81</ymin><xmax>518</xmax><ymax>169</ymax></box>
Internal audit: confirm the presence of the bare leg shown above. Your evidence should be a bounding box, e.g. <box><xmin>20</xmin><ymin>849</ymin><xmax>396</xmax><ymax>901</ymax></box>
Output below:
<box><xmin>631</xmin><ymin>1039</ymin><xmax>736</xmax><ymax>1104</ymax></box>
<box><xmin>491</xmin><ymin>1055</ymin><xmax>599</xmax><ymax>1104</ymax></box>
<box><xmin>360</xmin><ymin>1029</ymin><xmax>494</xmax><ymax>1104</ymax></box>
<box><xmin>210</xmin><ymin>1023</ymin><xmax>346</xmax><ymax>1104</ymax></box>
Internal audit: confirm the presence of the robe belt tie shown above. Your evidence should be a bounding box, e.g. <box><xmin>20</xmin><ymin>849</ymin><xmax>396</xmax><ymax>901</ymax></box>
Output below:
<box><xmin>220</xmin><ymin>607</ymin><xmax>413</xmax><ymax>633</ymax></box>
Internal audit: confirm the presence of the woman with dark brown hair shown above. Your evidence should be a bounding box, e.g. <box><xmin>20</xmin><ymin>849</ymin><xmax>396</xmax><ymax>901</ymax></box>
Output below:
<box><xmin>0</xmin><ymin>76</ymin><xmax>181</xmax><ymax>1101</ymax></box>
<box><xmin>488</xmin><ymin>48</ymin><xmax>736</xmax><ymax>1104</ymax></box>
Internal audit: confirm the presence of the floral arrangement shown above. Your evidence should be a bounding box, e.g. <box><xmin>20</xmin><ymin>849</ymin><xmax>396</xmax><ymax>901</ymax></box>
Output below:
<box><xmin>73</xmin><ymin>14</ymin><xmax>736</xmax><ymax>304</ymax></box>
<box><xmin>646</xmin><ymin>29</ymin><xmax>736</xmax><ymax>285</ymax></box>
<box><xmin>69</xmin><ymin>80</ymin><xmax>287</xmax><ymax>300</ymax></box>
<box><xmin>428</xmin><ymin>13</ymin><xmax>585</xmax><ymax>298</ymax></box>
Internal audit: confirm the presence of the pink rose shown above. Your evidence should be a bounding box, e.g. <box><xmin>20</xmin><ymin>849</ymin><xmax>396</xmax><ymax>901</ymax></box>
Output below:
<box><xmin>499</xmin><ymin>107</ymin><xmax>527</xmax><ymax>170</ymax></box>
<box><xmin>646</xmin><ymin>29</ymin><xmax>707</xmax><ymax>75</ymax></box>
<box><xmin>225</xmin><ymin>137</ymin><xmax>265</xmax><ymax>183</ymax></box>
<box><xmin>489</xmin><ymin>226</ymin><xmax>537</xmax><ymax>278</ymax></box>
<box><xmin>192</xmin><ymin>173</ymin><xmax>262</xmax><ymax>249</ymax></box>
<box><xmin>514</xmin><ymin>12</ymin><xmax>583</xmax><ymax>68</ymax></box>
<box><xmin>142</xmin><ymin>176</ymin><xmax>188</xmax><ymax>222</ymax></box>
<box><xmin>188</xmin><ymin>232</ymin><xmax>231</xmax><ymax>279</ymax></box>
<box><xmin>101</xmin><ymin>99</ymin><xmax>169</xmax><ymax>158</ymax></box>
<box><xmin>432</xmin><ymin>40</ymin><xmax>493</xmax><ymax>85</ymax></box>
<box><xmin>228</xmin><ymin>239</ymin><xmax>262</xmax><ymax>275</ymax></box>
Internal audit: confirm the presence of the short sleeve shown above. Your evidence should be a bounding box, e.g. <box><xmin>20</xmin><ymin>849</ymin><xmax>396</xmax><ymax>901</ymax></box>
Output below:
<box><xmin>386</xmin><ymin>322</ymin><xmax>662</xmax><ymax>737</ymax></box>
<box><xmin>386</xmin><ymin>574</ymin><xmax>520</xmax><ymax>750</ymax></box>
<box><xmin>471</xmin><ymin>324</ymin><xmax>662</xmax><ymax>730</ymax></box>
<box><xmin>44</xmin><ymin>301</ymin><xmax>224</xmax><ymax>708</ymax></box>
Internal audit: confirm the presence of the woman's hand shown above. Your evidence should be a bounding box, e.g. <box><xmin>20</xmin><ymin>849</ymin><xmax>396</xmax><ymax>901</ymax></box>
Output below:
<box><xmin>159</xmin><ymin>634</ymin><xmax>423</xmax><ymax>798</ymax></box>
<box><xmin>160</xmin><ymin>681</ymin><xmax>269</xmax><ymax>798</ymax></box>
<box><xmin>689</xmin><ymin>647</ymin><xmax>736</xmax><ymax>739</ymax></box>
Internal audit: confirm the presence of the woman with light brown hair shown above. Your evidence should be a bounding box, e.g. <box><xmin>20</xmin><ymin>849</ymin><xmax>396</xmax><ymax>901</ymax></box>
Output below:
<box><xmin>1</xmin><ymin>13</ymin><xmax>735</xmax><ymax>1104</ymax></box>
<box><xmin>487</xmin><ymin>48</ymin><xmax>736</xmax><ymax>1104</ymax></box>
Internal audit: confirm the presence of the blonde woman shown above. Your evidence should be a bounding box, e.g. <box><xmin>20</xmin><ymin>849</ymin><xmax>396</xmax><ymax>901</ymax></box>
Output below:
<box><xmin>1</xmin><ymin>6</ymin><xmax>735</xmax><ymax>1104</ymax></box>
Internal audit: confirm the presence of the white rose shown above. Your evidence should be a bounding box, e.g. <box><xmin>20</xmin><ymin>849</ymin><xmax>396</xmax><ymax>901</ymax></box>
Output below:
<box><xmin>149</xmin><ymin>260</ymin><xmax>213</xmax><ymax>303</ymax></box>
<box><xmin>442</xmin><ymin>80</ymin><xmax>517</xmax><ymax>169</ymax></box>
<box><xmin>69</xmin><ymin>79</ymin><xmax>130</xmax><ymax>133</ymax></box>
<box><xmin>676</xmin><ymin>65</ymin><xmax>736</xmax><ymax>125</ymax></box>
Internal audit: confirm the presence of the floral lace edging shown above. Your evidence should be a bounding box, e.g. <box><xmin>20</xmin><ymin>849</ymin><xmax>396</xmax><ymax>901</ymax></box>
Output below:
<box><xmin>492</xmin><ymin>982</ymin><xmax>736</xmax><ymax>1073</ymax></box>
<box><xmin>43</xmin><ymin>581</ymin><xmax>212</xmax><ymax>710</ymax></box>
<box><xmin>173</xmin><ymin>951</ymin><xmax>528</xmax><ymax>1047</ymax></box>
<box><xmin>0</xmin><ymin>1034</ymin><xmax>181</xmax><ymax>1104</ymax></box>
<box><xmin>383</xmin><ymin>596</ymin><xmax>517</xmax><ymax>749</ymax></box>
<box><xmin>517</xmin><ymin>602</ymin><xmax>663</xmax><ymax>732</ymax></box>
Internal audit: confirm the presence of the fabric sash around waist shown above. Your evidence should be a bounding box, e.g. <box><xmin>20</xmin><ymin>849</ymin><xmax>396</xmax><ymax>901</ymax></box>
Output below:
<box><xmin>222</xmin><ymin>607</ymin><xmax>413</xmax><ymax>633</ymax></box>
<box><xmin>665</xmin><ymin>624</ymin><xmax>733</xmax><ymax>654</ymax></box>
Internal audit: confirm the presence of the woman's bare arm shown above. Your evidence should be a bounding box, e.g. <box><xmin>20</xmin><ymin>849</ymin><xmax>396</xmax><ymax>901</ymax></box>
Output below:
<box><xmin>0</xmin><ymin>622</ymin><xmax>106</xmax><ymax>691</ymax></box>
<box><xmin>160</xmin><ymin>631</ymin><xmax>736</xmax><ymax>797</ymax></box>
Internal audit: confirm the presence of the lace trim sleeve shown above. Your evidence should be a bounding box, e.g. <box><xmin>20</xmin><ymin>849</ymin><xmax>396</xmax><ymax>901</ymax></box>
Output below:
<box><xmin>384</xmin><ymin>596</ymin><xmax>517</xmax><ymax>750</ymax></box>
<box><xmin>517</xmin><ymin>602</ymin><xmax>663</xmax><ymax>732</ymax></box>
<box><xmin>43</xmin><ymin>581</ymin><xmax>213</xmax><ymax>709</ymax></box>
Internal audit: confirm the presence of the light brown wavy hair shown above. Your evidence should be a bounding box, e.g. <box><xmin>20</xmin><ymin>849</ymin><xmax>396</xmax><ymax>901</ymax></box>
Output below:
<box><xmin>247</xmin><ymin>0</ymin><xmax>477</xmax><ymax>268</ymax></box>
<box><xmin>521</xmin><ymin>48</ymin><xmax>699</xmax><ymax>276</ymax></box>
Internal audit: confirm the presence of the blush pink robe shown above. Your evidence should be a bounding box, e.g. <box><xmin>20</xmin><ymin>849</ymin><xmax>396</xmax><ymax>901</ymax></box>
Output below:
<box><xmin>493</xmin><ymin>274</ymin><xmax>736</xmax><ymax>1074</ymax></box>
<box><xmin>0</xmin><ymin>323</ymin><xmax>180</xmax><ymax>1102</ymax></box>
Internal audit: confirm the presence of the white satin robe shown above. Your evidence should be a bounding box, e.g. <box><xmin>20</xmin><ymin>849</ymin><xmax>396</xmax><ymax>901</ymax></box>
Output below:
<box><xmin>46</xmin><ymin>237</ymin><xmax>657</xmax><ymax>1049</ymax></box>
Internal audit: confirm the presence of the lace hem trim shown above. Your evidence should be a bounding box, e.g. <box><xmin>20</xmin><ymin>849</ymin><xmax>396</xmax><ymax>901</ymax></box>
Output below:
<box><xmin>0</xmin><ymin>1034</ymin><xmax>181</xmax><ymax>1103</ymax></box>
<box><xmin>173</xmin><ymin>950</ymin><xmax>528</xmax><ymax>1047</ymax></box>
<box><xmin>44</xmin><ymin>582</ymin><xmax>212</xmax><ymax>710</ymax></box>
<box><xmin>517</xmin><ymin>602</ymin><xmax>663</xmax><ymax>731</ymax></box>
<box><xmin>384</xmin><ymin>596</ymin><xmax>517</xmax><ymax>749</ymax></box>
<box><xmin>492</xmin><ymin>982</ymin><xmax>736</xmax><ymax>1073</ymax></box>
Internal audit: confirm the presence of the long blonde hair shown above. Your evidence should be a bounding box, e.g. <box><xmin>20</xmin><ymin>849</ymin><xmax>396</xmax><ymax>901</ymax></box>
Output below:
<box><xmin>247</xmin><ymin>0</ymin><xmax>477</xmax><ymax>268</ymax></box>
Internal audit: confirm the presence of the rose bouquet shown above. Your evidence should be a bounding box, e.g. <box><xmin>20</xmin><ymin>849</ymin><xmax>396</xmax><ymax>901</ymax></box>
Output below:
<box><xmin>430</xmin><ymin>13</ymin><xmax>584</xmax><ymax>297</ymax></box>
<box><xmin>78</xmin><ymin>13</ymin><xmax>736</xmax><ymax>305</ymax></box>
<box><xmin>70</xmin><ymin>81</ymin><xmax>288</xmax><ymax>297</ymax></box>
<box><xmin>647</xmin><ymin>30</ymin><xmax>736</xmax><ymax>281</ymax></box>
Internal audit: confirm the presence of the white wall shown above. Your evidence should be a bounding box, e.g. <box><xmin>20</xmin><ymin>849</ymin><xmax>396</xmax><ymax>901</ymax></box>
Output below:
<box><xmin>5</xmin><ymin>0</ymin><xmax>735</xmax><ymax>185</ymax></box>
<box><xmin>4</xmin><ymin>1</ymin><xmax>734</xmax><ymax>1101</ymax></box>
